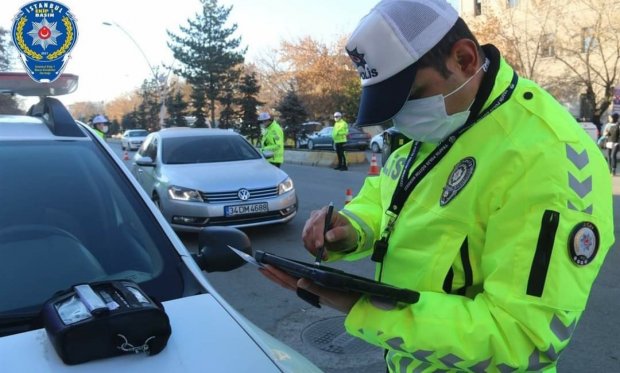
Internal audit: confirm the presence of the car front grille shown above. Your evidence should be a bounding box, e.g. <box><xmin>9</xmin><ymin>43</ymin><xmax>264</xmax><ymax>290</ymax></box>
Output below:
<box><xmin>200</xmin><ymin>186</ymin><xmax>279</xmax><ymax>203</ymax></box>
<box><xmin>207</xmin><ymin>211</ymin><xmax>287</xmax><ymax>226</ymax></box>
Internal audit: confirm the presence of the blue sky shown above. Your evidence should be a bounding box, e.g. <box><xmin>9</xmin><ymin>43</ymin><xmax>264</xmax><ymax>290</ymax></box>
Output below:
<box><xmin>2</xmin><ymin>0</ymin><xmax>459</xmax><ymax>104</ymax></box>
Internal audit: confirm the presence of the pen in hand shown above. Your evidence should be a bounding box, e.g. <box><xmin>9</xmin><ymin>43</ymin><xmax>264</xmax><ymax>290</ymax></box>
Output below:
<box><xmin>314</xmin><ymin>202</ymin><xmax>334</xmax><ymax>265</ymax></box>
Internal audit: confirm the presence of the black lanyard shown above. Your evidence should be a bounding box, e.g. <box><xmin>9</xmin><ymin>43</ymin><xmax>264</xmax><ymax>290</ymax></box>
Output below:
<box><xmin>371</xmin><ymin>71</ymin><xmax>519</xmax><ymax>267</ymax></box>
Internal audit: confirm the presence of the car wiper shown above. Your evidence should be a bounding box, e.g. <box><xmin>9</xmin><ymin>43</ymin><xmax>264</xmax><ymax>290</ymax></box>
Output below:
<box><xmin>0</xmin><ymin>312</ymin><xmax>42</xmax><ymax>337</ymax></box>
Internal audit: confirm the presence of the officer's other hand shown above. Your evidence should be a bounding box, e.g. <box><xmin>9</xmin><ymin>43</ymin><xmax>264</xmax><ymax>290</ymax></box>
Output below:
<box><xmin>302</xmin><ymin>205</ymin><xmax>357</xmax><ymax>260</ymax></box>
<box><xmin>297</xmin><ymin>277</ymin><xmax>360</xmax><ymax>313</ymax></box>
<box><xmin>259</xmin><ymin>264</ymin><xmax>298</xmax><ymax>292</ymax></box>
<box><xmin>259</xmin><ymin>265</ymin><xmax>360</xmax><ymax>313</ymax></box>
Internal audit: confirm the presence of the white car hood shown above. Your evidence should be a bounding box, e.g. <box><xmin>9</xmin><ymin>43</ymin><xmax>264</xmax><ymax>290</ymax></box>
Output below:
<box><xmin>0</xmin><ymin>294</ymin><xmax>313</xmax><ymax>372</ymax></box>
<box><xmin>162</xmin><ymin>159</ymin><xmax>288</xmax><ymax>191</ymax></box>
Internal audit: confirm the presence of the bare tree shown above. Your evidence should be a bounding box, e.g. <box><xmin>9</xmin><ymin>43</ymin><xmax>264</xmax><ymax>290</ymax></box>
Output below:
<box><xmin>253</xmin><ymin>49</ymin><xmax>294</xmax><ymax>112</ymax></box>
<box><xmin>465</xmin><ymin>0</ymin><xmax>559</xmax><ymax>81</ymax></box>
<box><xmin>553</xmin><ymin>0</ymin><xmax>620</xmax><ymax>124</ymax></box>
<box><xmin>467</xmin><ymin>0</ymin><xmax>620</xmax><ymax>125</ymax></box>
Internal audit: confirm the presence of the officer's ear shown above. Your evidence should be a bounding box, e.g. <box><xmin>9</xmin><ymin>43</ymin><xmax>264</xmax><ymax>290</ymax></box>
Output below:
<box><xmin>448</xmin><ymin>39</ymin><xmax>480</xmax><ymax>77</ymax></box>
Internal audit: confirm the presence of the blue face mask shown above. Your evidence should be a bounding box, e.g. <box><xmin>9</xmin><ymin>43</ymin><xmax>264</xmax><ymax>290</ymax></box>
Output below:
<box><xmin>393</xmin><ymin>58</ymin><xmax>489</xmax><ymax>144</ymax></box>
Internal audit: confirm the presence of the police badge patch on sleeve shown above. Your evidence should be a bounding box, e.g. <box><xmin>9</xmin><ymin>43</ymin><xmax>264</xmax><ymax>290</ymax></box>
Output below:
<box><xmin>440</xmin><ymin>157</ymin><xmax>476</xmax><ymax>206</ymax></box>
<box><xmin>11</xmin><ymin>1</ymin><xmax>78</xmax><ymax>83</ymax></box>
<box><xmin>568</xmin><ymin>222</ymin><xmax>599</xmax><ymax>266</ymax></box>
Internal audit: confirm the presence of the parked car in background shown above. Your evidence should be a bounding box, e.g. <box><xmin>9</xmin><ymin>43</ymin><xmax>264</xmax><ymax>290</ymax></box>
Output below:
<box><xmin>0</xmin><ymin>72</ymin><xmax>319</xmax><ymax>372</ymax></box>
<box><xmin>306</xmin><ymin>126</ymin><xmax>371</xmax><ymax>151</ymax></box>
<box><xmin>121</xmin><ymin>129</ymin><xmax>149</xmax><ymax>151</ymax></box>
<box><xmin>370</xmin><ymin>130</ymin><xmax>387</xmax><ymax>153</ymax></box>
<box><xmin>294</xmin><ymin>121</ymin><xmax>323</xmax><ymax>148</ymax></box>
<box><xmin>131</xmin><ymin>128</ymin><xmax>298</xmax><ymax>232</ymax></box>
<box><xmin>577</xmin><ymin>121</ymin><xmax>599</xmax><ymax>143</ymax></box>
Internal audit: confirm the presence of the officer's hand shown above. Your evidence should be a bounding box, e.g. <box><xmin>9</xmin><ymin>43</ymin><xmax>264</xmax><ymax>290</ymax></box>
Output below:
<box><xmin>259</xmin><ymin>265</ymin><xmax>361</xmax><ymax>313</ymax></box>
<box><xmin>301</xmin><ymin>205</ymin><xmax>358</xmax><ymax>260</ymax></box>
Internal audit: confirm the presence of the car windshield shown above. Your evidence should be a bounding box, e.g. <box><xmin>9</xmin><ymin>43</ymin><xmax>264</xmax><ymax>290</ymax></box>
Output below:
<box><xmin>0</xmin><ymin>140</ymin><xmax>186</xmax><ymax>317</ymax></box>
<box><xmin>162</xmin><ymin>134</ymin><xmax>261</xmax><ymax>164</ymax></box>
<box><xmin>129</xmin><ymin>130</ymin><xmax>148</xmax><ymax>137</ymax></box>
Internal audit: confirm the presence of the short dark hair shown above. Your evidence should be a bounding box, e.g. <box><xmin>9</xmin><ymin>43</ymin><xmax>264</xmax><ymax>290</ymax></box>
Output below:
<box><xmin>415</xmin><ymin>17</ymin><xmax>484</xmax><ymax>78</ymax></box>
<box><xmin>612</xmin><ymin>112</ymin><xmax>619</xmax><ymax>122</ymax></box>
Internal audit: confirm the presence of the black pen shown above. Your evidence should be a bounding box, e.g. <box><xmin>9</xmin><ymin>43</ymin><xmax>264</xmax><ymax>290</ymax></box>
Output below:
<box><xmin>314</xmin><ymin>202</ymin><xmax>334</xmax><ymax>265</ymax></box>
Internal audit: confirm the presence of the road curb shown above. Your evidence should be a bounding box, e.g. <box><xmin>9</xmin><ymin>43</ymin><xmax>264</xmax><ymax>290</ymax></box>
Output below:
<box><xmin>284</xmin><ymin>149</ymin><xmax>368</xmax><ymax>167</ymax></box>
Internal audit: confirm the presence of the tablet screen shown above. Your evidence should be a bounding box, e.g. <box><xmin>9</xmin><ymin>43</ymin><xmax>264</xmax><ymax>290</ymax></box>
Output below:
<box><xmin>255</xmin><ymin>250</ymin><xmax>420</xmax><ymax>304</ymax></box>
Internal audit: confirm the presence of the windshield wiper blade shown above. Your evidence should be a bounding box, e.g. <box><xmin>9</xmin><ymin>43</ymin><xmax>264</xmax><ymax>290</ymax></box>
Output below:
<box><xmin>0</xmin><ymin>312</ymin><xmax>40</xmax><ymax>323</ymax></box>
<box><xmin>0</xmin><ymin>312</ymin><xmax>42</xmax><ymax>336</ymax></box>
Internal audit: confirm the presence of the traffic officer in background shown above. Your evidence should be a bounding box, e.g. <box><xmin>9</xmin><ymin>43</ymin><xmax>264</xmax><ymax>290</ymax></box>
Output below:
<box><xmin>260</xmin><ymin>0</ymin><xmax>614</xmax><ymax>371</ymax></box>
<box><xmin>92</xmin><ymin>114</ymin><xmax>109</xmax><ymax>140</ymax></box>
<box><xmin>332</xmin><ymin>111</ymin><xmax>349</xmax><ymax>170</ymax></box>
<box><xmin>258</xmin><ymin>112</ymin><xmax>284</xmax><ymax>168</ymax></box>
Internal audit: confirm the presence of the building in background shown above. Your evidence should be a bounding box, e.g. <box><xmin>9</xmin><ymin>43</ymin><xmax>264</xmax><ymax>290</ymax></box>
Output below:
<box><xmin>455</xmin><ymin>0</ymin><xmax>620</xmax><ymax>124</ymax></box>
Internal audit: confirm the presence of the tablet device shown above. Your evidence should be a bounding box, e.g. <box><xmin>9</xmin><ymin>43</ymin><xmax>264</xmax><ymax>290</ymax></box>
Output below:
<box><xmin>254</xmin><ymin>250</ymin><xmax>420</xmax><ymax>304</ymax></box>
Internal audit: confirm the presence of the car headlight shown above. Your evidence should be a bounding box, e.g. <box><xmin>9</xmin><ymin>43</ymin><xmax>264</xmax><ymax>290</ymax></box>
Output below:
<box><xmin>168</xmin><ymin>186</ymin><xmax>204</xmax><ymax>202</ymax></box>
<box><xmin>278</xmin><ymin>177</ymin><xmax>294</xmax><ymax>194</ymax></box>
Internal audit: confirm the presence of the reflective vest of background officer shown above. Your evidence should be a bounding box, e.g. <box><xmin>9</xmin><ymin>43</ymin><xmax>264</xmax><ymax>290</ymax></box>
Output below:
<box><xmin>332</xmin><ymin>112</ymin><xmax>349</xmax><ymax>170</ymax></box>
<box><xmin>92</xmin><ymin>114</ymin><xmax>109</xmax><ymax>140</ymax></box>
<box><xmin>258</xmin><ymin>112</ymin><xmax>284</xmax><ymax>167</ymax></box>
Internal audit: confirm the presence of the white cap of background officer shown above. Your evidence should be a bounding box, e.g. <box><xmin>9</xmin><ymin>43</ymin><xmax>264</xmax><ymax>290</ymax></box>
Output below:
<box><xmin>257</xmin><ymin>112</ymin><xmax>271</xmax><ymax>122</ymax></box>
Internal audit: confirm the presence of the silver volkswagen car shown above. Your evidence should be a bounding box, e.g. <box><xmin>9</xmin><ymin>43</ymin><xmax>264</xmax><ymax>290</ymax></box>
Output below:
<box><xmin>131</xmin><ymin>128</ymin><xmax>297</xmax><ymax>232</ymax></box>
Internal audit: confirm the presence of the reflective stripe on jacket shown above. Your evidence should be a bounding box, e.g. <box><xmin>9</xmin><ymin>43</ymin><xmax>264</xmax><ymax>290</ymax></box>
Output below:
<box><xmin>335</xmin><ymin>48</ymin><xmax>614</xmax><ymax>372</ymax></box>
<box><xmin>261</xmin><ymin>120</ymin><xmax>284</xmax><ymax>163</ymax></box>
<box><xmin>332</xmin><ymin>119</ymin><xmax>349</xmax><ymax>144</ymax></box>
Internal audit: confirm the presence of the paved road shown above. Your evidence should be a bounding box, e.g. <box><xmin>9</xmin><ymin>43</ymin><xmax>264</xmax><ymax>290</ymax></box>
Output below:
<box><xmin>113</xmin><ymin>141</ymin><xmax>619</xmax><ymax>372</ymax></box>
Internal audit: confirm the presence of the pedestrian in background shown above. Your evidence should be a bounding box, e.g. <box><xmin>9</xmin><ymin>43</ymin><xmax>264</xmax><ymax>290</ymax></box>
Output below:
<box><xmin>92</xmin><ymin>114</ymin><xmax>109</xmax><ymax>140</ymax></box>
<box><xmin>258</xmin><ymin>112</ymin><xmax>284</xmax><ymax>168</ymax></box>
<box><xmin>332</xmin><ymin>112</ymin><xmax>349</xmax><ymax>171</ymax></box>
<box><xmin>260</xmin><ymin>0</ymin><xmax>614</xmax><ymax>371</ymax></box>
<box><xmin>598</xmin><ymin>112</ymin><xmax>618</xmax><ymax>149</ymax></box>
<box><xmin>605</xmin><ymin>116</ymin><xmax>620</xmax><ymax>175</ymax></box>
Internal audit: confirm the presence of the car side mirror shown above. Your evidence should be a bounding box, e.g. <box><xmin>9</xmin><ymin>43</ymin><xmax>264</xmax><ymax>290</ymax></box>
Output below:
<box><xmin>262</xmin><ymin>150</ymin><xmax>274</xmax><ymax>159</ymax></box>
<box><xmin>135</xmin><ymin>156</ymin><xmax>156</xmax><ymax>167</ymax></box>
<box><xmin>193</xmin><ymin>226</ymin><xmax>252</xmax><ymax>272</ymax></box>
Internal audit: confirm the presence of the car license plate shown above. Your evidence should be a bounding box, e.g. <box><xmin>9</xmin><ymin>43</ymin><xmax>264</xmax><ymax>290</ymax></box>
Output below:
<box><xmin>225</xmin><ymin>202</ymin><xmax>268</xmax><ymax>216</ymax></box>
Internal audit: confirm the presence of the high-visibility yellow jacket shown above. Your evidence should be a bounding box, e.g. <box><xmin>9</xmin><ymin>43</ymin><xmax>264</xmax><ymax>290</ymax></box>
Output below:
<box><xmin>333</xmin><ymin>119</ymin><xmax>349</xmax><ymax>144</ymax></box>
<box><xmin>261</xmin><ymin>120</ymin><xmax>284</xmax><ymax>164</ymax></box>
<box><xmin>94</xmin><ymin>129</ymin><xmax>105</xmax><ymax>140</ymax></box>
<box><xmin>334</xmin><ymin>46</ymin><xmax>614</xmax><ymax>372</ymax></box>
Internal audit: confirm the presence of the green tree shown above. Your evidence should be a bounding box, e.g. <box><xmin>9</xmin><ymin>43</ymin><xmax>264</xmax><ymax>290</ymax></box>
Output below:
<box><xmin>121</xmin><ymin>111</ymin><xmax>140</xmax><ymax>130</ymax></box>
<box><xmin>218</xmin><ymin>70</ymin><xmax>237</xmax><ymax>129</ymax></box>
<box><xmin>237</xmin><ymin>72</ymin><xmax>264</xmax><ymax>140</ymax></box>
<box><xmin>168</xmin><ymin>0</ymin><xmax>246</xmax><ymax>127</ymax></box>
<box><xmin>0</xmin><ymin>27</ymin><xmax>13</xmax><ymax>71</ymax></box>
<box><xmin>136</xmin><ymin>79</ymin><xmax>161</xmax><ymax>131</ymax></box>
<box><xmin>166</xmin><ymin>90</ymin><xmax>189</xmax><ymax>127</ymax></box>
<box><xmin>0</xmin><ymin>27</ymin><xmax>21</xmax><ymax>114</ymax></box>
<box><xmin>276</xmin><ymin>88</ymin><xmax>308</xmax><ymax>147</ymax></box>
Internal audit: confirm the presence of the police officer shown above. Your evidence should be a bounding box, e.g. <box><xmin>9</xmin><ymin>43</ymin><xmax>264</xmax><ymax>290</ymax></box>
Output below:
<box><xmin>92</xmin><ymin>114</ymin><xmax>108</xmax><ymax>140</ymax></box>
<box><xmin>258</xmin><ymin>112</ymin><xmax>284</xmax><ymax>168</ymax></box>
<box><xmin>260</xmin><ymin>0</ymin><xmax>614</xmax><ymax>371</ymax></box>
<box><xmin>332</xmin><ymin>112</ymin><xmax>349</xmax><ymax>170</ymax></box>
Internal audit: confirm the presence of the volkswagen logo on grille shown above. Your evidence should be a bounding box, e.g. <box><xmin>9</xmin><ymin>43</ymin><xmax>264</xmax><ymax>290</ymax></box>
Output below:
<box><xmin>237</xmin><ymin>189</ymin><xmax>251</xmax><ymax>201</ymax></box>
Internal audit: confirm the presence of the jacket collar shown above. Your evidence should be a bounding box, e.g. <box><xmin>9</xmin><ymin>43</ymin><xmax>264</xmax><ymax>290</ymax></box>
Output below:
<box><xmin>469</xmin><ymin>44</ymin><xmax>517</xmax><ymax>121</ymax></box>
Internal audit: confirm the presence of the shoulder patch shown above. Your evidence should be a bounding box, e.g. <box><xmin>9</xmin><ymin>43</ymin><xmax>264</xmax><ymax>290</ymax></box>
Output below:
<box><xmin>440</xmin><ymin>157</ymin><xmax>475</xmax><ymax>207</ymax></box>
<box><xmin>568</xmin><ymin>222</ymin><xmax>599</xmax><ymax>266</ymax></box>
